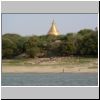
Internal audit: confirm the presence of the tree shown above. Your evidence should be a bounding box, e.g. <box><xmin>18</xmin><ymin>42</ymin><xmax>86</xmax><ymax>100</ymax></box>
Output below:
<box><xmin>26</xmin><ymin>47</ymin><xmax>40</xmax><ymax>58</ymax></box>
<box><xmin>77</xmin><ymin>29</ymin><xmax>94</xmax><ymax>36</ymax></box>
<box><xmin>75</xmin><ymin>29</ymin><xmax>98</xmax><ymax>56</ymax></box>
<box><xmin>2</xmin><ymin>33</ymin><xmax>23</xmax><ymax>57</ymax></box>
<box><xmin>25</xmin><ymin>36</ymin><xmax>40</xmax><ymax>58</ymax></box>
<box><xmin>61</xmin><ymin>33</ymin><xmax>76</xmax><ymax>56</ymax></box>
<box><xmin>2</xmin><ymin>38</ymin><xmax>17</xmax><ymax>58</ymax></box>
<box><xmin>2</xmin><ymin>28</ymin><xmax>98</xmax><ymax>59</ymax></box>
<box><xmin>2</xmin><ymin>33</ymin><xmax>21</xmax><ymax>44</ymax></box>
<box><xmin>16</xmin><ymin>37</ymin><xmax>29</xmax><ymax>55</ymax></box>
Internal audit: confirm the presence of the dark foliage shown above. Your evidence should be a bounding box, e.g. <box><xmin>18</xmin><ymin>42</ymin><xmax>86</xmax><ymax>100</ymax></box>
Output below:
<box><xmin>2</xmin><ymin>28</ymin><xmax>98</xmax><ymax>58</ymax></box>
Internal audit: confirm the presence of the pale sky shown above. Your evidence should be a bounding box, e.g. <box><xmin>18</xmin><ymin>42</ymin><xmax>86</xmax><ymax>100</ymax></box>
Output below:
<box><xmin>2</xmin><ymin>14</ymin><xmax>98</xmax><ymax>36</ymax></box>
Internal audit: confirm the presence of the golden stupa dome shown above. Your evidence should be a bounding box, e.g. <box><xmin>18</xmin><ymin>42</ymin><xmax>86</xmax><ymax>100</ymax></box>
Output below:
<box><xmin>48</xmin><ymin>20</ymin><xmax>60</xmax><ymax>36</ymax></box>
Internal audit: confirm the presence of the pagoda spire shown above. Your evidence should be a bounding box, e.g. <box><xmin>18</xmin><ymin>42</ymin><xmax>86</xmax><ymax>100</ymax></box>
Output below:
<box><xmin>47</xmin><ymin>20</ymin><xmax>60</xmax><ymax>36</ymax></box>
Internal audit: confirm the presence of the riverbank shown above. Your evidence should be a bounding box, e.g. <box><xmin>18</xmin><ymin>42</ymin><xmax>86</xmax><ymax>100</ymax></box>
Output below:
<box><xmin>2</xmin><ymin>57</ymin><xmax>98</xmax><ymax>73</ymax></box>
<box><xmin>2</xmin><ymin>66</ymin><xmax>98</xmax><ymax>73</ymax></box>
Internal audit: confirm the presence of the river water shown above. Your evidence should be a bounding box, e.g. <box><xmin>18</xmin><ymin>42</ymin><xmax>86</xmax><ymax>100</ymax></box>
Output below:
<box><xmin>1</xmin><ymin>73</ymin><xmax>98</xmax><ymax>86</ymax></box>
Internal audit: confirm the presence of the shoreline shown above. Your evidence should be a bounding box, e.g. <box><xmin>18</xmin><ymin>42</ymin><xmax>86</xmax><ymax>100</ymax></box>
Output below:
<box><xmin>2</xmin><ymin>66</ymin><xmax>98</xmax><ymax>73</ymax></box>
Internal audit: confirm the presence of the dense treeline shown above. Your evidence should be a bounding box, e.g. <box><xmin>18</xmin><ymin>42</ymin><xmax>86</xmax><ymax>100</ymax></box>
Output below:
<box><xmin>2</xmin><ymin>28</ymin><xmax>98</xmax><ymax>59</ymax></box>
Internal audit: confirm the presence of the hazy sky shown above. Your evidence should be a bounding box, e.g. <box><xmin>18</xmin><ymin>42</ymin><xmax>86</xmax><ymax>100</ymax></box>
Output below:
<box><xmin>2</xmin><ymin>14</ymin><xmax>98</xmax><ymax>36</ymax></box>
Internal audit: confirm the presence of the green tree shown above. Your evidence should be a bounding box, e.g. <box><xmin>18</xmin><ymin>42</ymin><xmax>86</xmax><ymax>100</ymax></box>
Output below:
<box><xmin>61</xmin><ymin>33</ymin><xmax>76</xmax><ymax>56</ymax></box>
<box><xmin>77</xmin><ymin>29</ymin><xmax>94</xmax><ymax>36</ymax></box>
<box><xmin>75</xmin><ymin>29</ymin><xmax>98</xmax><ymax>56</ymax></box>
<box><xmin>25</xmin><ymin>36</ymin><xmax>40</xmax><ymax>58</ymax></box>
<box><xmin>2</xmin><ymin>38</ymin><xmax>17</xmax><ymax>58</ymax></box>
<box><xmin>26</xmin><ymin>47</ymin><xmax>40</xmax><ymax>58</ymax></box>
<box><xmin>2</xmin><ymin>33</ymin><xmax>22</xmax><ymax>57</ymax></box>
<box><xmin>16</xmin><ymin>37</ymin><xmax>29</xmax><ymax>55</ymax></box>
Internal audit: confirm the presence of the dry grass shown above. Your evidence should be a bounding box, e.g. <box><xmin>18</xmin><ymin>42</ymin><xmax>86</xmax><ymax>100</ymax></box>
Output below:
<box><xmin>2</xmin><ymin>57</ymin><xmax>98</xmax><ymax>73</ymax></box>
<box><xmin>2</xmin><ymin>57</ymin><xmax>98</xmax><ymax>68</ymax></box>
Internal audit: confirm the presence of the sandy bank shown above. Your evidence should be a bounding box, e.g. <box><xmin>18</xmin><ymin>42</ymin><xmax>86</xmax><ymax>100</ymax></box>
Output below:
<box><xmin>2</xmin><ymin>66</ymin><xmax>98</xmax><ymax>73</ymax></box>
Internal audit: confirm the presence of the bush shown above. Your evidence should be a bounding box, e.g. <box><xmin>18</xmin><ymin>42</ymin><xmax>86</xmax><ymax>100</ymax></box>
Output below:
<box><xmin>2</xmin><ymin>28</ymin><xmax>98</xmax><ymax>59</ymax></box>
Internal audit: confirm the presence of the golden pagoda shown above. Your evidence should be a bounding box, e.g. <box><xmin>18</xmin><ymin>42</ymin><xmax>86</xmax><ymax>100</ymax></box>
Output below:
<box><xmin>47</xmin><ymin>20</ymin><xmax>60</xmax><ymax>36</ymax></box>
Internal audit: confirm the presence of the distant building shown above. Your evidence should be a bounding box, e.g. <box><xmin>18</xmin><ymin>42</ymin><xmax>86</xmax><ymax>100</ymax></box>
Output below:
<box><xmin>47</xmin><ymin>20</ymin><xmax>60</xmax><ymax>36</ymax></box>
